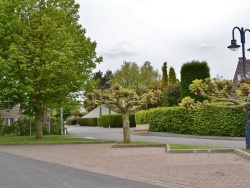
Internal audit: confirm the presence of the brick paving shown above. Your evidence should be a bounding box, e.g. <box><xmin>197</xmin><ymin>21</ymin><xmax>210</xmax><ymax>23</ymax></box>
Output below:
<box><xmin>0</xmin><ymin>144</ymin><xmax>250</xmax><ymax>188</ymax></box>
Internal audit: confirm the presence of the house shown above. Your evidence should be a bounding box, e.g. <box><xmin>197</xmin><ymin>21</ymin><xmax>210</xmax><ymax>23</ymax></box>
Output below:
<box><xmin>83</xmin><ymin>105</ymin><xmax>117</xmax><ymax>118</ymax></box>
<box><xmin>0</xmin><ymin>105</ymin><xmax>21</xmax><ymax>125</ymax></box>
<box><xmin>233</xmin><ymin>57</ymin><xmax>250</xmax><ymax>85</ymax></box>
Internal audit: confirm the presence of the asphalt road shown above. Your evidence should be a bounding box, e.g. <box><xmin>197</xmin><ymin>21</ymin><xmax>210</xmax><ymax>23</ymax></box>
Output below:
<box><xmin>0</xmin><ymin>151</ymin><xmax>161</xmax><ymax>188</ymax></box>
<box><xmin>67</xmin><ymin>126</ymin><xmax>246</xmax><ymax>148</ymax></box>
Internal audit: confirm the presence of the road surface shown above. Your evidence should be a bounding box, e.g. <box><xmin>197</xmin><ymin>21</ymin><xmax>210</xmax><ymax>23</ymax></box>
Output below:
<box><xmin>67</xmin><ymin>125</ymin><xmax>245</xmax><ymax>148</ymax></box>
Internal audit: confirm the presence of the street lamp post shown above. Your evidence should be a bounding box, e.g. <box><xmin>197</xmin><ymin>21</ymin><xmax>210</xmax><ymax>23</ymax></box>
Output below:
<box><xmin>228</xmin><ymin>26</ymin><xmax>250</xmax><ymax>149</ymax></box>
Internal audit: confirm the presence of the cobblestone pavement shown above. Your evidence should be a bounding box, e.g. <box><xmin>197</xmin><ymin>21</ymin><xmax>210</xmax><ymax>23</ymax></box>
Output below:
<box><xmin>0</xmin><ymin>144</ymin><xmax>250</xmax><ymax>188</ymax></box>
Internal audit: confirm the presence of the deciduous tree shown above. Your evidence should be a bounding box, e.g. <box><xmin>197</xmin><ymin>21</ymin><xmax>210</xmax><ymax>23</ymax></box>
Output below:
<box><xmin>0</xmin><ymin>0</ymin><xmax>101</xmax><ymax>138</ymax></box>
<box><xmin>180</xmin><ymin>78</ymin><xmax>245</xmax><ymax>110</ymax></box>
<box><xmin>85</xmin><ymin>85</ymin><xmax>161</xmax><ymax>143</ymax></box>
<box><xmin>113</xmin><ymin>61</ymin><xmax>160</xmax><ymax>92</ymax></box>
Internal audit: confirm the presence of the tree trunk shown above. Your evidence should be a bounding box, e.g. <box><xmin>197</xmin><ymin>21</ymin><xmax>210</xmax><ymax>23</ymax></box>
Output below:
<box><xmin>122</xmin><ymin>111</ymin><xmax>131</xmax><ymax>143</ymax></box>
<box><xmin>35</xmin><ymin>110</ymin><xmax>43</xmax><ymax>139</ymax></box>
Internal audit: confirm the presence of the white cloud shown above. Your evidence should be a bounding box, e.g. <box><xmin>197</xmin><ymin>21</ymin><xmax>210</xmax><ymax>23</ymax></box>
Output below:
<box><xmin>103</xmin><ymin>41</ymin><xmax>139</xmax><ymax>57</ymax></box>
<box><xmin>76</xmin><ymin>0</ymin><xmax>250</xmax><ymax>80</ymax></box>
<box><xmin>196</xmin><ymin>44</ymin><xmax>214</xmax><ymax>50</ymax></box>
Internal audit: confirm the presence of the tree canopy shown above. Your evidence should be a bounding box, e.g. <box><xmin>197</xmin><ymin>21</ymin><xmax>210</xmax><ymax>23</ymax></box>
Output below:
<box><xmin>0</xmin><ymin>0</ymin><xmax>101</xmax><ymax>138</ymax></box>
<box><xmin>180</xmin><ymin>78</ymin><xmax>247</xmax><ymax>110</ymax></box>
<box><xmin>113</xmin><ymin>61</ymin><xmax>160</xmax><ymax>92</ymax></box>
<box><xmin>85</xmin><ymin>84</ymin><xmax>161</xmax><ymax>143</ymax></box>
<box><xmin>93</xmin><ymin>70</ymin><xmax>113</xmax><ymax>90</ymax></box>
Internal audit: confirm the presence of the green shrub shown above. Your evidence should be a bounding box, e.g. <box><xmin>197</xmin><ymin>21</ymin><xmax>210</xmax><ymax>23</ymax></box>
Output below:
<box><xmin>2</xmin><ymin>124</ymin><xmax>17</xmax><ymax>135</ymax></box>
<box><xmin>135</xmin><ymin>107</ymin><xmax>245</xmax><ymax>137</ymax></box>
<box><xmin>100</xmin><ymin>114</ymin><xmax>136</xmax><ymax>128</ymax></box>
<box><xmin>97</xmin><ymin>118</ymin><xmax>102</xmax><ymax>127</ymax></box>
<box><xmin>180</xmin><ymin>60</ymin><xmax>210</xmax><ymax>101</ymax></box>
<box><xmin>1</xmin><ymin>117</ymin><xmax>62</xmax><ymax>136</ymax></box>
<box><xmin>77</xmin><ymin>118</ymin><xmax>98</xmax><ymax>126</ymax></box>
<box><xmin>43</xmin><ymin>122</ymin><xmax>62</xmax><ymax>135</ymax></box>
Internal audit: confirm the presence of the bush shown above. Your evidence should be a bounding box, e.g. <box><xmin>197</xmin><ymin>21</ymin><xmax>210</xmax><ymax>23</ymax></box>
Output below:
<box><xmin>135</xmin><ymin>107</ymin><xmax>245</xmax><ymax>137</ymax></box>
<box><xmin>78</xmin><ymin>118</ymin><xmax>98</xmax><ymax>126</ymax></box>
<box><xmin>180</xmin><ymin>60</ymin><xmax>210</xmax><ymax>101</ymax></box>
<box><xmin>1</xmin><ymin>117</ymin><xmax>62</xmax><ymax>136</ymax></box>
<box><xmin>100</xmin><ymin>114</ymin><xmax>136</xmax><ymax>128</ymax></box>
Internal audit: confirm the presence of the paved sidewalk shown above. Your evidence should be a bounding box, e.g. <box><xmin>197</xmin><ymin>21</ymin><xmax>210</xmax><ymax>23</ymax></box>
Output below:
<box><xmin>0</xmin><ymin>144</ymin><xmax>250</xmax><ymax>188</ymax></box>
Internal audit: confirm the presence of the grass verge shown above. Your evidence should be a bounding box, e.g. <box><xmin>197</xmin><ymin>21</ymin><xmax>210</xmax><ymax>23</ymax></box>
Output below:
<box><xmin>115</xmin><ymin>140</ymin><xmax>162</xmax><ymax>145</ymax></box>
<box><xmin>241</xmin><ymin>149</ymin><xmax>250</xmax><ymax>153</ymax></box>
<box><xmin>0</xmin><ymin>135</ymin><xmax>107</xmax><ymax>145</ymax></box>
<box><xmin>169</xmin><ymin>144</ymin><xmax>221</xmax><ymax>149</ymax></box>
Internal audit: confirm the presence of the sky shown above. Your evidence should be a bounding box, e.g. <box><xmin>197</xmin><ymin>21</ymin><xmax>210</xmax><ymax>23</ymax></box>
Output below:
<box><xmin>75</xmin><ymin>0</ymin><xmax>250</xmax><ymax>80</ymax></box>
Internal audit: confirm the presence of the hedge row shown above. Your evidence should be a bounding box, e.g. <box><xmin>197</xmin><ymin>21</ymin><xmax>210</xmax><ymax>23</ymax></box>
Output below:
<box><xmin>135</xmin><ymin>107</ymin><xmax>245</xmax><ymax>137</ymax></box>
<box><xmin>100</xmin><ymin>114</ymin><xmax>136</xmax><ymax>128</ymax></box>
<box><xmin>77</xmin><ymin>118</ymin><xmax>98</xmax><ymax>126</ymax></box>
<box><xmin>78</xmin><ymin>114</ymin><xmax>136</xmax><ymax>128</ymax></box>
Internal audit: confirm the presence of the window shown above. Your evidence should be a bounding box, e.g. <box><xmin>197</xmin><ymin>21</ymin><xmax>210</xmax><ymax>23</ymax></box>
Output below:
<box><xmin>5</xmin><ymin>118</ymin><xmax>15</xmax><ymax>126</ymax></box>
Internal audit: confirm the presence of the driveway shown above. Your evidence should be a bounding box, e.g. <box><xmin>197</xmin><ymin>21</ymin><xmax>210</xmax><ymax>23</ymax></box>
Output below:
<box><xmin>0</xmin><ymin>144</ymin><xmax>250</xmax><ymax>188</ymax></box>
<box><xmin>0</xmin><ymin>151</ymin><xmax>158</xmax><ymax>188</ymax></box>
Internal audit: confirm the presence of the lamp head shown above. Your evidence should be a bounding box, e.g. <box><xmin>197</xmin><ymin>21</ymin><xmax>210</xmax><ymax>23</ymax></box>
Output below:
<box><xmin>227</xmin><ymin>39</ymin><xmax>241</xmax><ymax>51</ymax></box>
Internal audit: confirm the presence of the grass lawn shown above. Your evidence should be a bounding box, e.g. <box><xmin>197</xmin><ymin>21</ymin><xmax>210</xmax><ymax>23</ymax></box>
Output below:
<box><xmin>241</xmin><ymin>149</ymin><xmax>250</xmax><ymax>153</ymax></box>
<box><xmin>0</xmin><ymin>135</ymin><xmax>106</xmax><ymax>145</ymax></box>
<box><xmin>169</xmin><ymin>144</ymin><xmax>221</xmax><ymax>149</ymax></box>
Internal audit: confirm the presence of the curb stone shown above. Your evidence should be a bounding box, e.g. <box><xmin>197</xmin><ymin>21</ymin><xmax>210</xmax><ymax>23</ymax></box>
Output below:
<box><xmin>0</xmin><ymin>141</ymin><xmax>116</xmax><ymax>146</ymax></box>
<box><xmin>167</xmin><ymin>144</ymin><xmax>250</xmax><ymax>161</ymax></box>
<box><xmin>111</xmin><ymin>141</ymin><xmax>166</xmax><ymax>148</ymax></box>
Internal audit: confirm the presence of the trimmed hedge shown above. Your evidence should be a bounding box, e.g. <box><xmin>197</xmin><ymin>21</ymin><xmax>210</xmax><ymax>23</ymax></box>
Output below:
<box><xmin>180</xmin><ymin>60</ymin><xmax>210</xmax><ymax>102</ymax></box>
<box><xmin>100</xmin><ymin>114</ymin><xmax>136</xmax><ymax>128</ymax></box>
<box><xmin>78</xmin><ymin>118</ymin><xmax>98</xmax><ymax>126</ymax></box>
<box><xmin>135</xmin><ymin>107</ymin><xmax>245</xmax><ymax>137</ymax></box>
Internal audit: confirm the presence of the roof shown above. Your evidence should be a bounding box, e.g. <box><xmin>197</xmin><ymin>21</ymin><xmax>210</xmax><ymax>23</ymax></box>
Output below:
<box><xmin>82</xmin><ymin>105</ymin><xmax>117</xmax><ymax>118</ymax></box>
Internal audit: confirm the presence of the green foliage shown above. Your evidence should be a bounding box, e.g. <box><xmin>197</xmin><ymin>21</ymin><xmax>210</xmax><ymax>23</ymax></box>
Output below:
<box><xmin>168</xmin><ymin>66</ymin><xmax>177</xmax><ymax>85</ymax></box>
<box><xmin>84</xmin><ymin>84</ymin><xmax>161</xmax><ymax>143</ymax></box>
<box><xmin>113</xmin><ymin>61</ymin><xmax>139</xmax><ymax>90</ymax></box>
<box><xmin>0</xmin><ymin>0</ymin><xmax>100</xmax><ymax>138</ymax></box>
<box><xmin>179</xmin><ymin>78</ymin><xmax>242</xmax><ymax>110</ymax></box>
<box><xmin>100</xmin><ymin>114</ymin><xmax>136</xmax><ymax>128</ymax></box>
<box><xmin>1</xmin><ymin>117</ymin><xmax>61</xmax><ymax>136</ymax></box>
<box><xmin>43</xmin><ymin>122</ymin><xmax>62</xmax><ymax>135</ymax></box>
<box><xmin>135</xmin><ymin>107</ymin><xmax>245</xmax><ymax>137</ymax></box>
<box><xmin>77</xmin><ymin>118</ymin><xmax>98</xmax><ymax>126</ymax></box>
<box><xmin>97</xmin><ymin>118</ymin><xmax>102</xmax><ymax>127</ymax></box>
<box><xmin>180</xmin><ymin>60</ymin><xmax>210</xmax><ymax>101</ymax></box>
<box><xmin>161</xmin><ymin>62</ymin><xmax>168</xmax><ymax>88</ymax></box>
<box><xmin>113</xmin><ymin>61</ymin><xmax>160</xmax><ymax>92</ymax></box>
<box><xmin>93</xmin><ymin>70</ymin><xmax>113</xmax><ymax>90</ymax></box>
<box><xmin>139</xmin><ymin>61</ymin><xmax>160</xmax><ymax>89</ymax></box>
<box><xmin>161</xmin><ymin>84</ymin><xmax>181</xmax><ymax>107</ymax></box>
<box><xmin>66</xmin><ymin>116</ymin><xmax>74</xmax><ymax>125</ymax></box>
